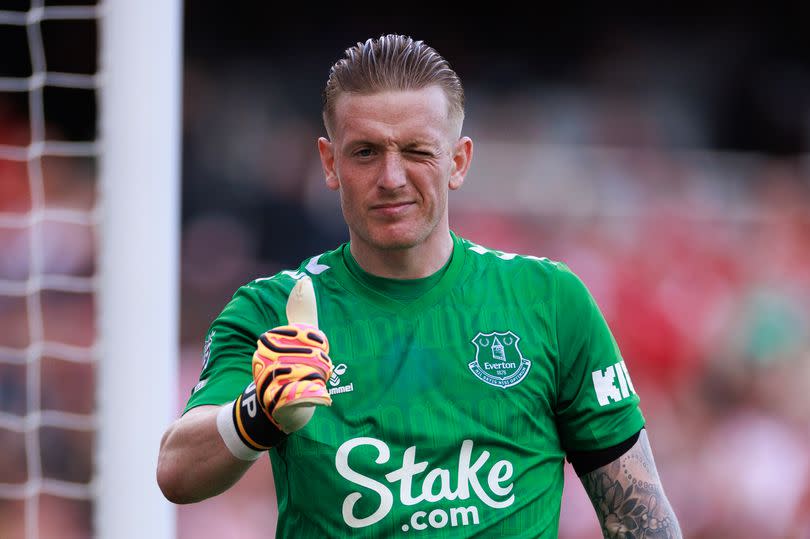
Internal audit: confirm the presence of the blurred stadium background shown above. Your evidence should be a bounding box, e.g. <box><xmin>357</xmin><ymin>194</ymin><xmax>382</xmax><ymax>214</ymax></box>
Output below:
<box><xmin>1</xmin><ymin>3</ymin><xmax>809</xmax><ymax>538</ymax></box>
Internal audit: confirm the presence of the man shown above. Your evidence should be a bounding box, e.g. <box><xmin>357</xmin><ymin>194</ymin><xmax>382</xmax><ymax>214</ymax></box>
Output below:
<box><xmin>158</xmin><ymin>34</ymin><xmax>682</xmax><ymax>538</ymax></box>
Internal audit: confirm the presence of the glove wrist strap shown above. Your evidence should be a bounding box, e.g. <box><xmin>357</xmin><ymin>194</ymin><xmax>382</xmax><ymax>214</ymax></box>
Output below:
<box><xmin>216</xmin><ymin>382</ymin><xmax>287</xmax><ymax>461</ymax></box>
<box><xmin>217</xmin><ymin>403</ymin><xmax>262</xmax><ymax>461</ymax></box>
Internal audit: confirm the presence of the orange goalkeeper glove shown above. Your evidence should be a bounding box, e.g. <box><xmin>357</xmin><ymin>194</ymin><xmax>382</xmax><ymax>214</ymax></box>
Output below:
<box><xmin>217</xmin><ymin>277</ymin><xmax>333</xmax><ymax>460</ymax></box>
<box><xmin>253</xmin><ymin>322</ymin><xmax>333</xmax><ymax>431</ymax></box>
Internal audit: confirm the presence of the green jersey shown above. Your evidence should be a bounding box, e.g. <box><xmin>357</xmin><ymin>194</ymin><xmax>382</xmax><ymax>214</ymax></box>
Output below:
<box><xmin>185</xmin><ymin>232</ymin><xmax>645</xmax><ymax>538</ymax></box>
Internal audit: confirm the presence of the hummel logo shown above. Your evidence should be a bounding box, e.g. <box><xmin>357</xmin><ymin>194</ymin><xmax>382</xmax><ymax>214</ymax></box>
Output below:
<box><xmin>329</xmin><ymin>364</ymin><xmax>347</xmax><ymax>387</ymax></box>
<box><xmin>328</xmin><ymin>363</ymin><xmax>354</xmax><ymax>395</ymax></box>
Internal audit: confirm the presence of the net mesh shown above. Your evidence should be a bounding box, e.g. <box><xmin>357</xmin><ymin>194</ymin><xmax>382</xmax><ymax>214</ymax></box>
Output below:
<box><xmin>0</xmin><ymin>2</ymin><xmax>101</xmax><ymax>537</ymax></box>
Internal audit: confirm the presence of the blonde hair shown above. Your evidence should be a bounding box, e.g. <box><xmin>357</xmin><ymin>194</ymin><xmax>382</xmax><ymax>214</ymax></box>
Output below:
<box><xmin>322</xmin><ymin>34</ymin><xmax>465</xmax><ymax>137</ymax></box>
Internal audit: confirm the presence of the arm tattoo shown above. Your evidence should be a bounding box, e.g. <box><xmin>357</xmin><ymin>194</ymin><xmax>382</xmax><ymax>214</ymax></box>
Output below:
<box><xmin>580</xmin><ymin>430</ymin><xmax>682</xmax><ymax>538</ymax></box>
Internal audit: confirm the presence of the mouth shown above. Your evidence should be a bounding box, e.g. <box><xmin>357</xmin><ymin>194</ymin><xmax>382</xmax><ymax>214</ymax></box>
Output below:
<box><xmin>370</xmin><ymin>201</ymin><xmax>414</xmax><ymax>216</ymax></box>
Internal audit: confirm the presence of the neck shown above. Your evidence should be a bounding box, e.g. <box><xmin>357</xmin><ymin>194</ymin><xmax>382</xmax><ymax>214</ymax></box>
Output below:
<box><xmin>349</xmin><ymin>229</ymin><xmax>454</xmax><ymax>279</ymax></box>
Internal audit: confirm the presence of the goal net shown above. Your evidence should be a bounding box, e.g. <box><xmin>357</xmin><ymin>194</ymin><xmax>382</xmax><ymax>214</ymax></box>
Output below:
<box><xmin>0</xmin><ymin>1</ymin><xmax>180</xmax><ymax>537</ymax></box>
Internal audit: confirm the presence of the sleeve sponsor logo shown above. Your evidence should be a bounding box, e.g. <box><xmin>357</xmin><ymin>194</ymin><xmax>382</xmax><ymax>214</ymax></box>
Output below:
<box><xmin>591</xmin><ymin>360</ymin><xmax>636</xmax><ymax>406</ymax></box>
<box><xmin>201</xmin><ymin>329</ymin><xmax>216</xmax><ymax>371</ymax></box>
<box><xmin>192</xmin><ymin>378</ymin><xmax>207</xmax><ymax>394</ymax></box>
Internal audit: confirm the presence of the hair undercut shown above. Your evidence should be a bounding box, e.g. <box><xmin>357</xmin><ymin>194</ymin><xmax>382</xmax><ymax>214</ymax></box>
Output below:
<box><xmin>322</xmin><ymin>34</ymin><xmax>465</xmax><ymax>138</ymax></box>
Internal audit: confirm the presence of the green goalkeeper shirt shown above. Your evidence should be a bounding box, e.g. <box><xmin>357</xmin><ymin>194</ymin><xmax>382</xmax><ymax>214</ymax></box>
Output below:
<box><xmin>185</xmin><ymin>231</ymin><xmax>645</xmax><ymax>538</ymax></box>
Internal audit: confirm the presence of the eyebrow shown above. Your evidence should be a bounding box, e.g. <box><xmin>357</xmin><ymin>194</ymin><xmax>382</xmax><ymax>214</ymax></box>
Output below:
<box><xmin>402</xmin><ymin>140</ymin><xmax>439</xmax><ymax>150</ymax></box>
<box><xmin>345</xmin><ymin>138</ymin><xmax>441</xmax><ymax>150</ymax></box>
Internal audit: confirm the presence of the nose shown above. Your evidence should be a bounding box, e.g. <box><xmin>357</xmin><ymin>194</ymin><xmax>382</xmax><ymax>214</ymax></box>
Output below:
<box><xmin>377</xmin><ymin>151</ymin><xmax>407</xmax><ymax>190</ymax></box>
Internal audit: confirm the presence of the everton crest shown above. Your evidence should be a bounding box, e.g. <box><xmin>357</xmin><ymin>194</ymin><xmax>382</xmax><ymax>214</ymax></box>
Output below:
<box><xmin>469</xmin><ymin>331</ymin><xmax>532</xmax><ymax>388</ymax></box>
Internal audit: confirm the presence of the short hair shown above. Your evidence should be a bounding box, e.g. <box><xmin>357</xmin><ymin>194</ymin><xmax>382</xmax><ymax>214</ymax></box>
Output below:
<box><xmin>322</xmin><ymin>34</ymin><xmax>465</xmax><ymax>137</ymax></box>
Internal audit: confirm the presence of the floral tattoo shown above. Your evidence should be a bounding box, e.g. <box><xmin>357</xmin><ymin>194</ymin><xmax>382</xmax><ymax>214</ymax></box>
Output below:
<box><xmin>581</xmin><ymin>431</ymin><xmax>682</xmax><ymax>538</ymax></box>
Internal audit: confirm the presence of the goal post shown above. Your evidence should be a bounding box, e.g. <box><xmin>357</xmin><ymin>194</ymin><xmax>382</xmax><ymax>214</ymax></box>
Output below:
<box><xmin>97</xmin><ymin>0</ymin><xmax>182</xmax><ymax>538</ymax></box>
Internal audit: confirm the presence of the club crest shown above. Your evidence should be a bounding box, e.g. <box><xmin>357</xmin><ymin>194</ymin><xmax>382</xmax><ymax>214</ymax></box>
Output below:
<box><xmin>469</xmin><ymin>331</ymin><xmax>531</xmax><ymax>388</ymax></box>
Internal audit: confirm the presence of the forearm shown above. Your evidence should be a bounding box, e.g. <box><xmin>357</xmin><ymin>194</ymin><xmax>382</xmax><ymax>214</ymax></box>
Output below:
<box><xmin>157</xmin><ymin>405</ymin><xmax>255</xmax><ymax>504</ymax></box>
<box><xmin>580</xmin><ymin>430</ymin><xmax>682</xmax><ymax>538</ymax></box>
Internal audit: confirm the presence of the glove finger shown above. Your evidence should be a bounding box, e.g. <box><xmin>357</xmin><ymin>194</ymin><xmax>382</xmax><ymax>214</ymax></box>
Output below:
<box><xmin>259</xmin><ymin>333</ymin><xmax>314</xmax><ymax>355</ymax></box>
<box><xmin>265</xmin><ymin>374</ymin><xmax>331</xmax><ymax>415</ymax></box>
<box><xmin>256</xmin><ymin>364</ymin><xmax>324</xmax><ymax>402</ymax></box>
<box><xmin>275</xmin><ymin>324</ymin><xmax>329</xmax><ymax>353</ymax></box>
<box><xmin>262</xmin><ymin>325</ymin><xmax>329</xmax><ymax>353</ymax></box>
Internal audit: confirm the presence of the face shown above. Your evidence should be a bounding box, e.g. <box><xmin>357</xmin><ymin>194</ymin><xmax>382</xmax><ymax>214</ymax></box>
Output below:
<box><xmin>318</xmin><ymin>86</ymin><xmax>472</xmax><ymax>254</ymax></box>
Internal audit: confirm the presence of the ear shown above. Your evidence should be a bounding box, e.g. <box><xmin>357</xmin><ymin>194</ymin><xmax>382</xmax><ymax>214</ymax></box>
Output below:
<box><xmin>448</xmin><ymin>136</ymin><xmax>473</xmax><ymax>191</ymax></box>
<box><xmin>318</xmin><ymin>137</ymin><xmax>340</xmax><ymax>191</ymax></box>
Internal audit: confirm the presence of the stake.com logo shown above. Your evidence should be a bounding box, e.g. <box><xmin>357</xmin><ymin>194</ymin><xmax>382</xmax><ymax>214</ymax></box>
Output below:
<box><xmin>335</xmin><ymin>437</ymin><xmax>515</xmax><ymax>533</ymax></box>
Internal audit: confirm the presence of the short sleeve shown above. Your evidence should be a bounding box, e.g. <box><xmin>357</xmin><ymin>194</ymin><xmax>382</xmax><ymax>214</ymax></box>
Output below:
<box><xmin>183</xmin><ymin>284</ymin><xmax>281</xmax><ymax>413</ymax></box>
<box><xmin>553</xmin><ymin>264</ymin><xmax>645</xmax><ymax>452</ymax></box>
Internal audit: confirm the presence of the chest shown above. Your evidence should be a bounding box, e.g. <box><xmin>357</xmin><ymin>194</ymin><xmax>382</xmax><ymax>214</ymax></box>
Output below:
<box><xmin>300</xmin><ymin>304</ymin><xmax>560</xmax><ymax>452</ymax></box>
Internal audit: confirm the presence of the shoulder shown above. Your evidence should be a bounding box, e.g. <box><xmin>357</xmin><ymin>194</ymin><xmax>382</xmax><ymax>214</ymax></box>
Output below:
<box><xmin>458</xmin><ymin>235</ymin><xmax>569</xmax><ymax>279</ymax></box>
<box><xmin>455</xmin><ymin>235</ymin><xmax>593</xmax><ymax>306</ymax></box>
<box><xmin>237</xmin><ymin>245</ymin><xmax>344</xmax><ymax>300</ymax></box>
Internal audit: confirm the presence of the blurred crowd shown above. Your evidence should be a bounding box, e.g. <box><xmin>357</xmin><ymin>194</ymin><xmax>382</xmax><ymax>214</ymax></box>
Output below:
<box><xmin>2</xmin><ymin>10</ymin><xmax>810</xmax><ymax>539</ymax></box>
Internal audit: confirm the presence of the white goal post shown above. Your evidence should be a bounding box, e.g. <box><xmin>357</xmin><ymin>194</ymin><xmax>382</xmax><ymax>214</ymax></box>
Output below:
<box><xmin>97</xmin><ymin>1</ymin><xmax>182</xmax><ymax>538</ymax></box>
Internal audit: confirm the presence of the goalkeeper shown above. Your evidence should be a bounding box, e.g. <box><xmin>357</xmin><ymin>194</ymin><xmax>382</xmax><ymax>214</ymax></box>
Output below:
<box><xmin>157</xmin><ymin>34</ymin><xmax>682</xmax><ymax>538</ymax></box>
